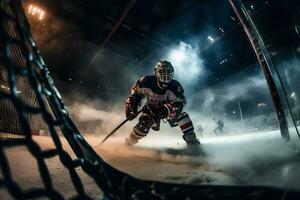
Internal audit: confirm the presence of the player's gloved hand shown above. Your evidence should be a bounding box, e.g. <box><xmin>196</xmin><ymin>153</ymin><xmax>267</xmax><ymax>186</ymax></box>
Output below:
<box><xmin>125</xmin><ymin>96</ymin><xmax>138</xmax><ymax>120</ymax></box>
<box><xmin>160</xmin><ymin>103</ymin><xmax>176</xmax><ymax>119</ymax></box>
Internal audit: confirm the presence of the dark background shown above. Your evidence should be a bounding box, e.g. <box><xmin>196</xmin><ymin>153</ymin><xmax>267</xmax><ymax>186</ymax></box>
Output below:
<box><xmin>24</xmin><ymin>0</ymin><xmax>300</xmax><ymax>122</ymax></box>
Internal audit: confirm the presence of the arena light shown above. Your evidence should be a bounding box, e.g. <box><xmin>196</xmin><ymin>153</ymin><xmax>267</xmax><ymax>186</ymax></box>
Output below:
<box><xmin>219</xmin><ymin>27</ymin><xmax>225</xmax><ymax>33</ymax></box>
<box><xmin>291</xmin><ymin>92</ymin><xmax>295</xmax><ymax>98</ymax></box>
<box><xmin>28</xmin><ymin>4</ymin><xmax>45</xmax><ymax>20</ymax></box>
<box><xmin>257</xmin><ymin>102</ymin><xmax>266</xmax><ymax>107</ymax></box>
<box><xmin>207</xmin><ymin>35</ymin><xmax>214</xmax><ymax>43</ymax></box>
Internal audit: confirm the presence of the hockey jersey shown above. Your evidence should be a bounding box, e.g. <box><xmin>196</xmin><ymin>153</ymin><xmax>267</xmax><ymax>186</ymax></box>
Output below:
<box><xmin>130</xmin><ymin>75</ymin><xmax>186</xmax><ymax>108</ymax></box>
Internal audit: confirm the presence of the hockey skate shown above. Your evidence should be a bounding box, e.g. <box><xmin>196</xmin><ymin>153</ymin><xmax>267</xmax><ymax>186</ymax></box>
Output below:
<box><xmin>183</xmin><ymin>133</ymin><xmax>205</xmax><ymax>156</ymax></box>
<box><xmin>186</xmin><ymin>140</ymin><xmax>205</xmax><ymax>156</ymax></box>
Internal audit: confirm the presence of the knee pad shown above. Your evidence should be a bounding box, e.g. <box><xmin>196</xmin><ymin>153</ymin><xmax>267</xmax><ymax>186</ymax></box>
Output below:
<box><xmin>133</xmin><ymin>114</ymin><xmax>153</xmax><ymax>136</ymax></box>
<box><xmin>177</xmin><ymin>112</ymin><xmax>194</xmax><ymax>135</ymax></box>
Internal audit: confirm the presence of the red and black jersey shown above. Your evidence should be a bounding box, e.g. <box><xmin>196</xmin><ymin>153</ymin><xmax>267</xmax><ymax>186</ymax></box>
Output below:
<box><xmin>130</xmin><ymin>75</ymin><xmax>186</xmax><ymax>108</ymax></box>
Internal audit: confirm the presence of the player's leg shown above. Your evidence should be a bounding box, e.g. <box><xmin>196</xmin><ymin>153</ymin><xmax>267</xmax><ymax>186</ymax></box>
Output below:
<box><xmin>151</xmin><ymin>116</ymin><xmax>161</xmax><ymax>131</ymax></box>
<box><xmin>125</xmin><ymin>113</ymin><xmax>154</xmax><ymax>146</ymax></box>
<box><xmin>176</xmin><ymin>112</ymin><xmax>202</xmax><ymax>152</ymax></box>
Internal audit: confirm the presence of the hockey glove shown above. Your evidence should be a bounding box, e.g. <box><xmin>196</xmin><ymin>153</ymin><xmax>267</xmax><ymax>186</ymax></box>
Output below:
<box><xmin>160</xmin><ymin>103</ymin><xmax>177</xmax><ymax>119</ymax></box>
<box><xmin>125</xmin><ymin>96</ymin><xmax>138</xmax><ymax>120</ymax></box>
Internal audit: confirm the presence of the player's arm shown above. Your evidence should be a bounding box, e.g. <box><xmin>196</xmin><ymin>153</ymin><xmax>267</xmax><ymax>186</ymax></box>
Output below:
<box><xmin>161</xmin><ymin>82</ymin><xmax>186</xmax><ymax>119</ymax></box>
<box><xmin>170</xmin><ymin>92</ymin><xmax>186</xmax><ymax>116</ymax></box>
<box><xmin>125</xmin><ymin>77</ymin><xmax>145</xmax><ymax>120</ymax></box>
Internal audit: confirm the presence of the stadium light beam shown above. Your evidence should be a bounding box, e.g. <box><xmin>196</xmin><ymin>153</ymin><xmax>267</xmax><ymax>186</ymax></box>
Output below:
<box><xmin>167</xmin><ymin>41</ymin><xmax>203</xmax><ymax>85</ymax></box>
<box><xmin>169</xmin><ymin>49</ymin><xmax>185</xmax><ymax>63</ymax></box>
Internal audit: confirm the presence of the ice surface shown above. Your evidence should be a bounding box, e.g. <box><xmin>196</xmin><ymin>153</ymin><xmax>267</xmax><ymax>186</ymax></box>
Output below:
<box><xmin>1</xmin><ymin>130</ymin><xmax>300</xmax><ymax>199</ymax></box>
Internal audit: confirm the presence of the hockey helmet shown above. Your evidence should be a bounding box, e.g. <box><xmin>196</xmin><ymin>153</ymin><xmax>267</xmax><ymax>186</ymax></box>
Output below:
<box><xmin>154</xmin><ymin>60</ymin><xmax>174</xmax><ymax>84</ymax></box>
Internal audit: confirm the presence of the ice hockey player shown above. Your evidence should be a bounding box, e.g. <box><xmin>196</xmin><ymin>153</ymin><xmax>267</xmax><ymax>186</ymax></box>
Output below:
<box><xmin>213</xmin><ymin>118</ymin><xmax>224</xmax><ymax>135</ymax></box>
<box><xmin>124</xmin><ymin>60</ymin><xmax>202</xmax><ymax>154</ymax></box>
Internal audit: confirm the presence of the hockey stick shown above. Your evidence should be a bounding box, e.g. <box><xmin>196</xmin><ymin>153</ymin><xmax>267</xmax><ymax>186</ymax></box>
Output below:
<box><xmin>100</xmin><ymin>109</ymin><xmax>143</xmax><ymax>145</ymax></box>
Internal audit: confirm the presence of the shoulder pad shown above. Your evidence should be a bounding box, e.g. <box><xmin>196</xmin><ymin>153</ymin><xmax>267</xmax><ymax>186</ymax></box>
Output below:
<box><xmin>139</xmin><ymin>76</ymin><xmax>146</xmax><ymax>82</ymax></box>
<box><xmin>134</xmin><ymin>76</ymin><xmax>146</xmax><ymax>88</ymax></box>
<box><xmin>137</xmin><ymin>75</ymin><xmax>156</xmax><ymax>88</ymax></box>
<box><xmin>168</xmin><ymin>80</ymin><xmax>184</xmax><ymax>96</ymax></box>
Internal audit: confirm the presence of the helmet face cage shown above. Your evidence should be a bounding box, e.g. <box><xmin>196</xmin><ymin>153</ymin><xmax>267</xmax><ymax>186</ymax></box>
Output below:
<box><xmin>154</xmin><ymin>61</ymin><xmax>174</xmax><ymax>84</ymax></box>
